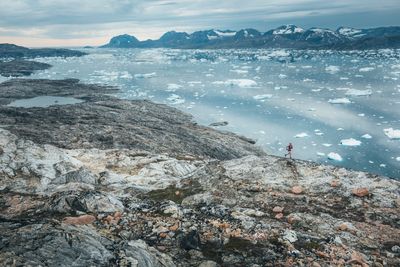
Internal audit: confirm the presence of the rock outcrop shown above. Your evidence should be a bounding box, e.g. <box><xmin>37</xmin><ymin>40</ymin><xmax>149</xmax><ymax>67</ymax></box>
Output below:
<box><xmin>0</xmin><ymin>78</ymin><xmax>399</xmax><ymax>266</ymax></box>
<box><xmin>0</xmin><ymin>60</ymin><xmax>51</xmax><ymax>77</ymax></box>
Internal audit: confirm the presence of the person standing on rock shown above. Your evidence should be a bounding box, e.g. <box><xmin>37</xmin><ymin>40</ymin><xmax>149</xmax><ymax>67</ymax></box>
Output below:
<box><xmin>285</xmin><ymin>142</ymin><xmax>293</xmax><ymax>159</ymax></box>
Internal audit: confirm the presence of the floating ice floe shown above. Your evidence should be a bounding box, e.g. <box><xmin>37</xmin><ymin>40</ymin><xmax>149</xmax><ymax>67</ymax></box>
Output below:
<box><xmin>322</xmin><ymin>143</ymin><xmax>332</xmax><ymax>147</ymax></box>
<box><xmin>396</xmin><ymin>157</ymin><xmax>400</xmax><ymax>162</ymax></box>
<box><xmin>325</xmin><ymin>65</ymin><xmax>340</xmax><ymax>74</ymax></box>
<box><xmin>167</xmin><ymin>94</ymin><xmax>185</xmax><ymax>105</ymax></box>
<box><xmin>345</xmin><ymin>89</ymin><xmax>372</xmax><ymax>96</ymax></box>
<box><xmin>294</xmin><ymin>132</ymin><xmax>309</xmax><ymax>138</ymax></box>
<box><xmin>230</xmin><ymin>69</ymin><xmax>248</xmax><ymax>74</ymax></box>
<box><xmin>167</xmin><ymin>83</ymin><xmax>183</xmax><ymax>91</ymax></box>
<box><xmin>134</xmin><ymin>72</ymin><xmax>157</xmax><ymax>79</ymax></box>
<box><xmin>361</xmin><ymin>134</ymin><xmax>372</xmax><ymax>139</ymax></box>
<box><xmin>340</xmin><ymin>138</ymin><xmax>362</xmax><ymax>146</ymax></box>
<box><xmin>359</xmin><ymin>67</ymin><xmax>375</xmax><ymax>72</ymax></box>
<box><xmin>317</xmin><ymin>152</ymin><xmax>325</xmax><ymax>156</ymax></box>
<box><xmin>212</xmin><ymin>79</ymin><xmax>257</xmax><ymax>88</ymax></box>
<box><xmin>327</xmin><ymin>152</ymin><xmax>343</xmax><ymax>161</ymax></box>
<box><xmin>383</xmin><ymin>128</ymin><xmax>400</xmax><ymax>139</ymax></box>
<box><xmin>328</xmin><ymin>98</ymin><xmax>351</xmax><ymax>104</ymax></box>
<box><xmin>253</xmin><ymin>94</ymin><xmax>273</xmax><ymax>100</ymax></box>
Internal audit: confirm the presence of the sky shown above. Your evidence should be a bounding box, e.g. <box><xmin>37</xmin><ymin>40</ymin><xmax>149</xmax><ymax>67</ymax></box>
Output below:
<box><xmin>0</xmin><ymin>0</ymin><xmax>399</xmax><ymax>47</ymax></box>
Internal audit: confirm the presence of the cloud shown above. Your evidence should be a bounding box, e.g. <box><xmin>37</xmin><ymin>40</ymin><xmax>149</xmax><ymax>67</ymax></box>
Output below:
<box><xmin>0</xmin><ymin>0</ymin><xmax>399</xmax><ymax>46</ymax></box>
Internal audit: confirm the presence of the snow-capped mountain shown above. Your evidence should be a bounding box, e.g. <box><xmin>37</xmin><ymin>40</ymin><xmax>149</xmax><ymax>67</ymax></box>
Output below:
<box><xmin>101</xmin><ymin>25</ymin><xmax>400</xmax><ymax>49</ymax></box>
<box><xmin>272</xmin><ymin>24</ymin><xmax>304</xmax><ymax>35</ymax></box>
<box><xmin>100</xmin><ymin>34</ymin><xmax>139</xmax><ymax>48</ymax></box>
<box><xmin>234</xmin><ymin>29</ymin><xmax>262</xmax><ymax>40</ymax></box>
<box><xmin>336</xmin><ymin>27</ymin><xmax>364</xmax><ymax>38</ymax></box>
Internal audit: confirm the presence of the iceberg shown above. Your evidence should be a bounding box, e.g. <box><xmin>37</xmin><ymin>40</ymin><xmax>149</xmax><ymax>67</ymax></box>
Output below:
<box><xmin>167</xmin><ymin>94</ymin><xmax>185</xmax><ymax>105</ymax></box>
<box><xmin>361</xmin><ymin>134</ymin><xmax>372</xmax><ymax>139</ymax></box>
<box><xmin>345</xmin><ymin>89</ymin><xmax>372</xmax><ymax>96</ymax></box>
<box><xmin>167</xmin><ymin>83</ymin><xmax>182</xmax><ymax>91</ymax></box>
<box><xmin>340</xmin><ymin>138</ymin><xmax>362</xmax><ymax>146</ymax></box>
<box><xmin>327</xmin><ymin>152</ymin><xmax>343</xmax><ymax>161</ymax></box>
<box><xmin>253</xmin><ymin>94</ymin><xmax>273</xmax><ymax>100</ymax></box>
<box><xmin>359</xmin><ymin>67</ymin><xmax>375</xmax><ymax>72</ymax></box>
<box><xmin>328</xmin><ymin>98</ymin><xmax>351</xmax><ymax>104</ymax></box>
<box><xmin>134</xmin><ymin>72</ymin><xmax>157</xmax><ymax>79</ymax></box>
<box><xmin>325</xmin><ymin>65</ymin><xmax>340</xmax><ymax>74</ymax></box>
<box><xmin>294</xmin><ymin>132</ymin><xmax>309</xmax><ymax>138</ymax></box>
<box><xmin>383</xmin><ymin>128</ymin><xmax>400</xmax><ymax>139</ymax></box>
<box><xmin>212</xmin><ymin>79</ymin><xmax>257</xmax><ymax>88</ymax></box>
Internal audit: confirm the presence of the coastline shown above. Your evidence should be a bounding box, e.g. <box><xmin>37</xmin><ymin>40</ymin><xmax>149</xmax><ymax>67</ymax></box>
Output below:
<box><xmin>0</xmin><ymin>76</ymin><xmax>399</xmax><ymax>266</ymax></box>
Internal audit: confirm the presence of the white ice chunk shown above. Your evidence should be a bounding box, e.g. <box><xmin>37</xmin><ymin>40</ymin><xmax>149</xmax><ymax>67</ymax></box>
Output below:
<box><xmin>253</xmin><ymin>94</ymin><xmax>273</xmax><ymax>100</ymax></box>
<box><xmin>327</xmin><ymin>152</ymin><xmax>343</xmax><ymax>161</ymax></box>
<box><xmin>294</xmin><ymin>132</ymin><xmax>309</xmax><ymax>138</ymax></box>
<box><xmin>134</xmin><ymin>72</ymin><xmax>157</xmax><ymax>78</ymax></box>
<box><xmin>361</xmin><ymin>134</ymin><xmax>372</xmax><ymax>139</ymax></box>
<box><xmin>167</xmin><ymin>94</ymin><xmax>185</xmax><ymax>105</ymax></box>
<box><xmin>325</xmin><ymin>65</ymin><xmax>340</xmax><ymax>74</ymax></box>
<box><xmin>328</xmin><ymin>98</ymin><xmax>351</xmax><ymax>104</ymax></box>
<box><xmin>167</xmin><ymin>83</ymin><xmax>183</xmax><ymax>91</ymax></box>
<box><xmin>383</xmin><ymin>128</ymin><xmax>400</xmax><ymax>139</ymax></box>
<box><xmin>212</xmin><ymin>79</ymin><xmax>257</xmax><ymax>88</ymax></box>
<box><xmin>340</xmin><ymin>138</ymin><xmax>362</xmax><ymax>146</ymax></box>
<box><xmin>230</xmin><ymin>69</ymin><xmax>248</xmax><ymax>74</ymax></box>
<box><xmin>345</xmin><ymin>89</ymin><xmax>372</xmax><ymax>96</ymax></box>
<box><xmin>359</xmin><ymin>67</ymin><xmax>375</xmax><ymax>72</ymax></box>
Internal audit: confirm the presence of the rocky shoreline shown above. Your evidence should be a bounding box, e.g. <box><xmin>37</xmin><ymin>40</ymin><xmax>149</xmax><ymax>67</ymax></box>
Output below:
<box><xmin>0</xmin><ymin>78</ymin><xmax>399</xmax><ymax>266</ymax></box>
<box><xmin>0</xmin><ymin>60</ymin><xmax>52</xmax><ymax>77</ymax></box>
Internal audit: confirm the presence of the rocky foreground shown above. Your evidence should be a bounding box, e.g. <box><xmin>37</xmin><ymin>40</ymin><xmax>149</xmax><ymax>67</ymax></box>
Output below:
<box><xmin>0</xmin><ymin>79</ymin><xmax>399</xmax><ymax>267</ymax></box>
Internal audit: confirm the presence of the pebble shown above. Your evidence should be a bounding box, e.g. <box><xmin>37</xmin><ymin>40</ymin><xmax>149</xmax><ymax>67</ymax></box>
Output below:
<box><xmin>272</xmin><ymin>206</ymin><xmax>284</xmax><ymax>213</ymax></box>
<box><xmin>352</xmin><ymin>188</ymin><xmax>369</xmax><ymax>197</ymax></box>
<box><xmin>63</xmin><ymin>214</ymin><xmax>96</xmax><ymax>225</ymax></box>
<box><xmin>291</xmin><ymin>186</ymin><xmax>303</xmax><ymax>194</ymax></box>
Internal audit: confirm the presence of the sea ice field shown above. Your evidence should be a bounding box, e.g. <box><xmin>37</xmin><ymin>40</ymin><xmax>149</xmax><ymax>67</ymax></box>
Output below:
<box><xmin>18</xmin><ymin>48</ymin><xmax>400</xmax><ymax>178</ymax></box>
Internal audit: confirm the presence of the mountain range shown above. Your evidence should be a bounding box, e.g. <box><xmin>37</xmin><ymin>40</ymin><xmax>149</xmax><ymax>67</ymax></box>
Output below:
<box><xmin>101</xmin><ymin>25</ymin><xmax>400</xmax><ymax>49</ymax></box>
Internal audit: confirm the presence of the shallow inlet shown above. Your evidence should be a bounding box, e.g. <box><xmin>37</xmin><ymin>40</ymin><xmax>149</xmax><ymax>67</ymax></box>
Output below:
<box><xmin>7</xmin><ymin>96</ymin><xmax>84</xmax><ymax>108</ymax></box>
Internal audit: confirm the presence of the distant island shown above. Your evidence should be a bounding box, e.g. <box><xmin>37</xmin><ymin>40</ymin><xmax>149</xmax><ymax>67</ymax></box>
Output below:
<box><xmin>0</xmin><ymin>43</ymin><xmax>87</xmax><ymax>59</ymax></box>
<box><xmin>101</xmin><ymin>25</ymin><xmax>400</xmax><ymax>49</ymax></box>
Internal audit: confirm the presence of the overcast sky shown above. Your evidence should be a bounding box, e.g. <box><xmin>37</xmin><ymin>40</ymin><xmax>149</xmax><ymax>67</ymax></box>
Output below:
<box><xmin>0</xmin><ymin>0</ymin><xmax>399</xmax><ymax>47</ymax></box>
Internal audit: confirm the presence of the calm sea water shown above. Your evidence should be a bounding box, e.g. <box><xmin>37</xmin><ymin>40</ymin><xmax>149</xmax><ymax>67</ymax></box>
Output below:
<box><xmin>22</xmin><ymin>48</ymin><xmax>400</xmax><ymax>178</ymax></box>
